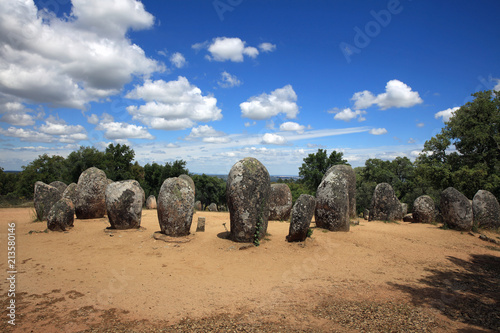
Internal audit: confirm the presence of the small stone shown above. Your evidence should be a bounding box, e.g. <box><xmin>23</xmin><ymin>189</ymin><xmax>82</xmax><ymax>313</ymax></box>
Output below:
<box><xmin>441</xmin><ymin>187</ymin><xmax>473</xmax><ymax>231</ymax></box>
<box><xmin>287</xmin><ymin>194</ymin><xmax>315</xmax><ymax>242</ymax></box>
<box><xmin>472</xmin><ymin>190</ymin><xmax>500</xmax><ymax>229</ymax></box>
<box><xmin>208</xmin><ymin>203</ymin><xmax>218</xmax><ymax>212</ymax></box>
<box><xmin>269</xmin><ymin>184</ymin><xmax>293</xmax><ymax>221</ymax></box>
<box><xmin>369</xmin><ymin>183</ymin><xmax>403</xmax><ymax>221</ymax></box>
<box><xmin>146</xmin><ymin>195</ymin><xmax>157</xmax><ymax>209</ymax></box>
<box><xmin>47</xmin><ymin>198</ymin><xmax>75</xmax><ymax>231</ymax></box>
<box><xmin>412</xmin><ymin>195</ymin><xmax>435</xmax><ymax>223</ymax></box>
<box><xmin>197</xmin><ymin>217</ymin><xmax>206</xmax><ymax>232</ymax></box>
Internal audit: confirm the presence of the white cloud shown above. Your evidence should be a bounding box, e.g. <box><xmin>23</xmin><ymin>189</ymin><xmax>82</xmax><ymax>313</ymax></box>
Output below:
<box><xmin>187</xmin><ymin>125</ymin><xmax>225</xmax><ymax>138</ymax></box>
<box><xmin>258</xmin><ymin>43</ymin><xmax>276</xmax><ymax>52</ymax></box>
<box><xmin>279</xmin><ymin>121</ymin><xmax>306</xmax><ymax>133</ymax></box>
<box><xmin>369</xmin><ymin>128</ymin><xmax>388</xmax><ymax>135</ymax></box>
<box><xmin>332</xmin><ymin>108</ymin><xmax>367</xmax><ymax>122</ymax></box>
<box><xmin>87</xmin><ymin>114</ymin><xmax>99</xmax><ymax>124</ymax></box>
<box><xmin>218</xmin><ymin>71</ymin><xmax>242</xmax><ymax>88</ymax></box>
<box><xmin>435</xmin><ymin>106</ymin><xmax>459</xmax><ymax>122</ymax></box>
<box><xmin>205</xmin><ymin>37</ymin><xmax>259</xmax><ymax>62</ymax></box>
<box><xmin>170</xmin><ymin>52</ymin><xmax>186</xmax><ymax>68</ymax></box>
<box><xmin>245</xmin><ymin>121</ymin><xmax>256</xmax><ymax>127</ymax></box>
<box><xmin>352</xmin><ymin>80</ymin><xmax>423</xmax><ymax>110</ymax></box>
<box><xmin>417</xmin><ymin>122</ymin><xmax>425</xmax><ymax>128</ymax></box>
<box><xmin>126</xmin><ymin>76</ymin><xmax>222</xmax><ymax>130</ymax></box>
<box><xmin>202</xmin><ymin>137</ymin><xmax>231</xmax><ymax>144</ymax></box>
<box><xmin>96</xmin><ymin>121</ymin><xmax>154</xmax><ymax>140</ymax></box>
<box><xmin>0</xmin><ymin>0</ymin><xmax>163</xmax><ymax>110</ymax></box>
<box><xmin>240</xmin><ymin>85</ymin><xmax>299</xmax><ymax>120</ymax></box>
<box><xmin>261</xmin><ymin>133</ymin><xmax>287</xmax><ymax>145</ymax></box>
<box><xmin>0</xmin><ymin>127</ymin><xmax>53</xmax><ymax>142</ymax></box>
<box><xmin>0</xmin><ymin>102</ymin><xmax>35</xmax><ymax>126</ymax></box>
<box><xmin>494</xmin><ymin>79</ymin><xmax>500</xmax><ymax>91</ymax></box>
<box><xmin>408</xmin><ymin>138</ymin><xmax>416</xmax><ymax>144</ymax></box>
<box><xmin>39</xmin><ymin>119</ymin><xmax>85</xmax><ymax>136</ymax></box>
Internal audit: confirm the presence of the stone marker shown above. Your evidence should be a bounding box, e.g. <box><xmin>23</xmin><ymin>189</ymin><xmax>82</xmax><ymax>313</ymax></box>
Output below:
<box><xmin>315</xmin><ymin>169</ymin><xmax>349</xmax><ymax>231</ymax></box>
<box><xmin>287</xmin><ymin>194</ymin><xmax>315</xmax><ymax>242</ymax></box>
<box><xmin>322</xmin><ymin>164</ymin><xmax>356</xmax><ymax>219</ymax></box>
<box><xmin>146</xmin><ymin>195</ymin><xmax>157</xmax><ymax>209</ymax></box>
<box><xmin>440</xmin><ymin>187</ymin><xmax>473</xmax><ymax>231</ymax></box>
<box><xmin>62</xmin><ymin>183</ymin><xmax>77</xmax><ymax>203</ymax></box>
<box><xmin>208</xmin><ymin>203</ymin><xmax>218</xmax><ymax>212</ymax></box>
<box><xmin>75</xmin><ymin>167</ymin><xmax>108</xmax><ymax>219</ymax></box>
<box><xmin>369</xmin><ymin>183</ymin><xmax>403</xmax><ymax>221</ymax></box>
<box><xmin>179</xmin><ymin>174</ymin><xmax>195</xmax><ymax>195</ymax></box>
<box><xmin>157</xmin><ymin>177</ymin><xmax>195</xmax><ymax>236</ymax></box>
<box><xmin>47</xmin><ymin>198</ymin><xmax>75</xmax><ymax>231</ymax></box>
<box><xmin>472</xmin><ymin>190</ymin><xmax>500</xmax><ymax>229</ymax></box>
<box><xmin>195</xmin><ymin>201</ymin><xmax>202</xmax><ymax>211</ymax></box>
<box><xmin>412</xmin><ymin>195</ymin><xmax>435</xmax><ymax>223</ymax></box>
<box><xmin>196</xmin><ymin>217</ymin><xmax>206</xmax><ymax>232</ymax></box>
<box><xmin>49</xmin><ymin>181</ymin><xmax>67</xmax><ymax>196</ymax></box>
<box><xmin>34</xmin><ymin>181</ymin><xmax>62</xmax><ymax>221</ymax></box>
<box><xmin>106</xmin><ymin>180</ymin><xmax>145</xmax><ymax>229</ymax></box>
<box><xmin>269</xmin><ymin>183</ymin><xmax>293</xmax><ymax>221</ymax></box>
<box><xmin>226</xmin><ymin>157</ymin><xmax>271</xmax><ymax>243</ymax></box>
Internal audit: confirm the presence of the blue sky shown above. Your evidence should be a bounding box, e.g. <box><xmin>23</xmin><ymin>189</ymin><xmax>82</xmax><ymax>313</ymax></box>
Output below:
<box><xmin>0</xmin><ymin>0</ymin><xmax>499</xmax><ymax>175</ymax></box>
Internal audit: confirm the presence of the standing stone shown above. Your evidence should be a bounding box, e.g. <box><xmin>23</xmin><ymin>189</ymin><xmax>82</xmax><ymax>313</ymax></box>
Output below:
<box><xmin>369</xmin><ymin>183</ymin><xmax>403</xmax><ymax>221</ymax></box>
<box><xmin>364</xmin><ymin>209</ymin><xmax>369</xmax><ymax>220</ymax></box>
<box><xmin>208</xmin><ymin>203</ymin><xmax>218</xmax><ymax>212</ymax></box>
<box><xmin>157</xmin><ymin>177</ymin><xmax>195</xmax><ymax>236</ymax></box>
<box><xmin>106</xmin><ymin>180</ymin><xmax>145</xmax><ymax>229</ymax></box>
<box><xmin>146</xmin><ymin>195</ymin><xmax>157</xmax><ymax>209</ymax></box>
<box><xmin>323</xmin><ymin>165</ymin><xmax>356</xmax><ymax>219</ymax></box>
<box><xmin>179</xmin><ymin>174</ymin><xmax>195</xmax><ymax>195</ymax></box>
<box><xmin>62</xmin><ymin>183</ymin><xmax>77</xmax><ymax>203</ymax></box>
<box><xmin>269</xmin><ymin>183</ymin><xmax>293</xmax><ymax>221</ymax></box>
<box><xmin>472</xmin><ymin>190</ymin><xmax>500</xmax><ymax>229</ymax></box>
<box><xmin>287</xmin><ymin>194</ymin><xmax>315</xmax><ymax>242</ymax></box>
<box><xmin>315</xmin><ymin>170</ymin><xmax>349</xmax><ymax>231</ymax></box>
<box><xmin>226</xmin><ymin>157</ymin><xmax>271</xmax><ymax>243</ymax></box>
<box><xmin>75</xmin><ymin>167</ymin><xmax>108</xmax><ymax>219</ymax></box>
<box><xmin>49</xmin><ymin>181</ymin><xmax>67</xmax><ymax>196</ymax></box>
<box><xmin>412</xmin><ymin>195</ymin><xmax>435</xmax><ymax>223</ymax></box>
<box><xmin>401</xmin><ymin>203</ymin><xmax>408</xmax><ymax>216</ymax></box>
<box><xmin>34</xmin><ymin>181</ymin><xmax>63</xmax><ymax>221</ymax></box>
<box><xmin>195</xmin><ymin>201</ymin><xmax>203</xmax><ymax>211</ymax></box>
<box><xmin>47</xmin><ymin>198</ymin><xmax>74</xmax><ymax>231</ymax></box>
<box><xmin>440</xmin><ymin>187</ymin><xmax>473</xmax><ymax>231</ymax></box>
<box><xmin>196</xmin><ymin>217</ymin><xmax>206</xmax><ymax>232</ymax></box>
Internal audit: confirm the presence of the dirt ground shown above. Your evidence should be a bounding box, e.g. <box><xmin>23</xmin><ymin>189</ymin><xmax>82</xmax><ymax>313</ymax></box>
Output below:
<box><xmin>1</xmin><ymin>207</ymin><xmax>499</xmax><ymax>332</ymax></box>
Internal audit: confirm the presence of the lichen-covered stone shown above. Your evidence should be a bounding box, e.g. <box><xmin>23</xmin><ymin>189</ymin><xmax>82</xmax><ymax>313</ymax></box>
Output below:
<box><xmin>195</xmin><ymin>201</ymin><xmax>202</xmax><ymax>211</ymax></box>
<box><xmin>287</xmin><ymin>194</ymin><xmax>315</xmax><ymax>242</ymax></box>
<box><xmin>315</xmin><ymin>170</ymin><xmax>349</xmax><ymax>231</ymax></box>
<box><xmin>106</xmin><ymin>180</ymin><xmax>145</xmax><ymax>229</ymax></box>
<box><xmin>441</xmin><ymin>187</ymin><xmax>473</xmax><ymax>231</ymax></box>
<box><xmin>49</xmin><ymin>181</ymin><xmax>67</xmax><ymax>196</ymax></box>
<box><xmin>157</xmin><ymin>177</ymin><xmax>195</xmax><ymax>236</ymax></box>
<box><xmin>269</xmin><ymin>184</ymin><xmax>292</xmax><ymax>221</ymax></box>
<box><xmin>369</xmin><ymin>183</ymin><xmax>403</xmax><ymax>221</ymax></box>
<box><xmin>146</xmin><ymin>195</ymin><xmax>157</xmax><ymax>209</ymax></box>
<box><xmin>47</xmin><ymin>198</ymin><xmax>74</xmax><ymax>231</ymax></box>
<box><xmin>196</xmin><ymin>217</ymin><xmax>206</xmax><ymax>232</ymax></box>
<box><xmin>401</xmin><ymin>203</ymin><xmax>408</xmax><ymax>216</ymax></box>
<box><xmin>62</xmin><ymin>183</ymin><xmax>77</xmax><ymax>203</ymax></box>
<box><xmin>179</xmin><ymin>174</ymin><xmax>195</xmax><ymax>195</ymax></box>
<box><xmin>364</xmin><ymin>209</ymin><xmax>369</xmax><ymax>220</ymax></box>
<box><xmin>412</xmin><ymin>195</ymin><xmax>435</xmax><ymax>223</ymax></box>
<box><xmin>323</xmin><ymin>165</ymin><xmax>356</xmax><ymax>219</ymax></box>
<box><xmin>226</xmin><ymin>157</ymin><xmax>271</xmax><ymax>243</ymax></box>
<box><xmin>472</xmin><ymin>190</ymin><xmax>500</xmax><ymax>229</ymax></box>
<box><xmin>75</xmin><ymin>167</ymin><xmax>108</xmax><ymax>219</ymax></box>
<box><xmin>208</xmin><ymin>203</ymin><xmax>218</xmax><ymax>212</ymax></box>
<box><xmin>34</xmin><ymin>181</ymin><xmax>62</xmax><ymax>221</ymax></box>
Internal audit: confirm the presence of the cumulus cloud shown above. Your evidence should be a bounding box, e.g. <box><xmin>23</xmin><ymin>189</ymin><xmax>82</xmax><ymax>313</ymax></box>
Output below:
<box><xmin>261</xmin><ymin>133</ymin><xmax>287</xmax><ymax>145</ymax></box>
<box><xmin>369</xmin><ymin>128</ymin><xmax>388</xmax><ymax>135</ymax></box>
<box><xmin>39</xmin><ymin>117</ymin><xmax>85</xmax><ymax>136</ymax></box>
<box><xmin>258</xmin><ymin>43</ymin><xmax>276</xmax><ymax>52</ymax></box>
<box><xmin>332</xmin><ymin>108</ymin><xmax>367</xmax><ymax>122</ymax></box>
<box><xmin>352</xmin><ymin>80</ymin><xmax>423</xmax><ymax>110</ymax></box>
<box><xmin>0</xmin><ymin>127</ymin><xmax>53</xmax><ymax>142</ymax></box>
<box><xmin>435</xmin><ymin>107</ymin><xmax>459</xmax><ymax>122</ymax></box>
<box><xmin>279</xmin><ymin>121</ymin><xmax>306</xmax><ymax>133</ymax></box>
<box><xmin>417</xmin><ymin>122</ymin><xmax>425</xmax><ymax>128</ymax></box>
<box><xmin>0</xmin><ymin>0</ymin><xmax>163</xmax><ymax>110</ymax></box>
<box><xmin>240</xmin><ymin>85</ymin><xmax>299</xmax><ymax>120</ymax></box>
<box><xmin>126</xmin><ymin>76</ymin><xmax>222</xmax><ymax>130</ymax></box>
<box><xmin>494</xmin><ymin>79</ymin><xmax>500</xmax><ymax>91</ymax></box>
<box><xmin>170</xmin><ymin>52</ymin><xmax>186</xmax><ymax>68</ymax></box>
<box><xmin>87</xmin><ymin>114</ymin><xmax>99</xmax><ymax>124</ymax></box>
<box><xmin>0</xmin><ymin>102</ymin><xmax>35</xmax><ymax>126</ymax></box>
<box><xmin>218</xmin><ymin>71</ymin><xmax>242</xmax><ymax>88</ymax></box>
<box><xmin>96</xmin><ymin>121</ymin><xmax>154</xmax><ymax>140</ymax></box>
<box><xmin>194</xmin><ymin>37</ymin><xmax>273</xmax><ymax>62</ymax></box>
<box><xmin>186</xmin><ymin>125</ymin><xmax>229</xmax><ymax>144</ymax></box>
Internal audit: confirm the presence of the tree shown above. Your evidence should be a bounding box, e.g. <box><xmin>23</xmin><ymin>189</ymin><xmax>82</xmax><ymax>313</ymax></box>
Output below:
<box><xmin>298</xmin><ymin>149</ymin><xmax>348</xmax><ymax>193</ymax></box>
<box><xmin>104</xmin><ymin>143</ymin><xmax>135</xmax><ymax>181</ymax></box>
<box><xmin>142</xmin><ymin>160</ymin><xmax>189</xmax><ymax>198</ymax></box>
<box><xmin>192</xmin><ymin>174</ymin><xmax>226</xmax><ymax>210</ymax></box>
<box><xmin>65</xmin><ymin>146</ymin><xmax>107</xmax><ymax>183</ymax></box>
<box><xmin>16</xmin><ymin>154</ymin><xmax>67</xmax><ymax>199</ymax></box>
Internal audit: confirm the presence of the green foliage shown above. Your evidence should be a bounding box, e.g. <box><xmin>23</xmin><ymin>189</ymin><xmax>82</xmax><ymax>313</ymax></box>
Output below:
<box><xmin>298</xmin><ymin>149</ymin><xmax>348</xmax><ymax>193</ymax></box>
<box><xmin>141</xmin><ymin>160</ymin><xmax>188</xmax><ymax>198</ymax></box>
<box><xmin>192</xmin><ymin>174</ymin><xmax>226</xmax><ymax>210</ymax></box>
<box><xmin>306</xmin><ymin>228</ymin><xmax>313</xmax><ymax>238</ymax></box>
<box><xmin>104</xmin><ymin>143</ymin><xmax>135</xmax><ymax>181</ymax></box>
<box><xmin>64</xmin><ymin>146</ymin><xmax>107</xmax><ymax>183</ymax></box>
<box><xmin>16</xmin><ymin>154</ymin><xmax>67</xmax><ymax>199</ymax></box>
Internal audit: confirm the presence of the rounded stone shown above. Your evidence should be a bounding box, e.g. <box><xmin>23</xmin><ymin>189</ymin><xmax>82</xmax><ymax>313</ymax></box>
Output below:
<box><xmin>440</xmin><ymin>187</ymin><xmax>473</xmax><ymax>231</ymax></box>
<box><xmin>315</xmin><ymin>170</ymin><xmax>349</xmax><ymax>231</ymax></box>
<box><xmin>47</xmin><ymin>198</ymin><xmax>75</xmax><ymax>231</ymax></box>
<box><xmin>75</xmin><ymin>167</ymin><xmax>108</xmax><ymax>219</ymax></box>
<box><xmin>226</xmin><ymin>157</ymin><xmax>271</xmax><ymax>243</ymax></box>
<box><xmin>412</xmin><ymin>195</ymin><xmax>435</xmax><ymax>223</ymax></box>
<box><xmin>146</xmin><ymin>195</ymin><xmax>157</xmax><ymax>209</ymax></box>
<box><xmin>472</xmin><ymin>190</ymin><xmax>500</xmax><ymax>229</ymax></box>
<box><xmin>208</xmin><ymin>203</ymin><xmax>218</xmax><ymax>212</ymax></box>
<box><xmin>34</xmin><ymin>181</ymin><xmax>63</xmax><ymax>221</ymax></box>
<box><xmin>323</xmin><ymin>165</ymin><xmax>356</xmax><ymax>219</ymax></box>
<box><xmin>106</xmin><ymin>180</ymin><xmax>145</xmax><ymax>229</ymax></box>
<box><xmin>157</xmin><ymin>177</ymin><xmax>195</xmax><ymax>236</ymax></box>
<box><xmin>287</xmin><ymin>194</ymin><xmax>315</xmax><ymax>242</ymax></box>
<box><xmin>62</xmin><ymin>183</ymin><xmax>77</xmax><ymax>203</ymax></box>
<box><xmin>49</xmin><ymin>181</ymin><xmax>67</xmax><ymax>196</ymax></box>
<box><xmin>269</xmin><ymin>184</ymin><xmax>293</xmax><ymax>221</ymax></box>
<box><xmin>179</xmin><ymin>174</ymin><xmax>195</xmax><ymax>195</ymax></box>
<box><xmin>369</xmin><ymin>183</ymin><xmax>403</xmax><ymax>221</ymax></box>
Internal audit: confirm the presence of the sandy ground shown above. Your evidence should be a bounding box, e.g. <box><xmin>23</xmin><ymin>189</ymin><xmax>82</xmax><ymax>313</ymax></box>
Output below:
<box><xmin>1</xmin><ymin>207</ymin><xmax>499</xmax><ymax>332</ymax></box>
